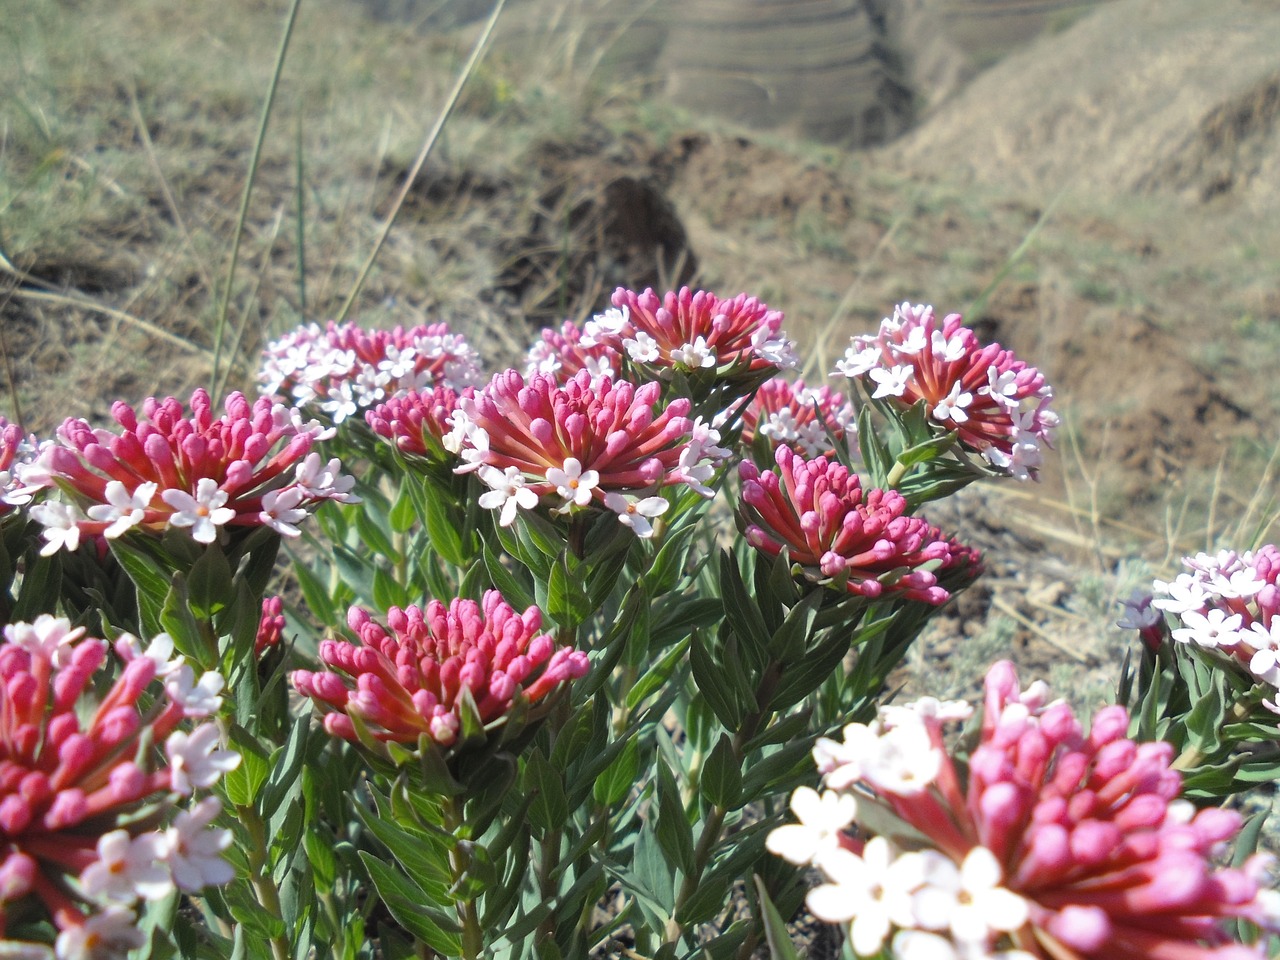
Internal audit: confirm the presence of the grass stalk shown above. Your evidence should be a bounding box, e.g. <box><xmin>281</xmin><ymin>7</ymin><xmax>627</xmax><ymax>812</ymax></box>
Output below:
<box><xmin>210</xmin><ymin>0</ymin><xmax>305</xmax><ymax>394</ymax></box>
<box><xmin>333</xmin><ymin>0</ymin><xmax>508</xmax><ymax>325</ymax></box>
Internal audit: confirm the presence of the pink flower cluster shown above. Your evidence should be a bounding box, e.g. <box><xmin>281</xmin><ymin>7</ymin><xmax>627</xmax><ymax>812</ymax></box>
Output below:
<box><xmin>1149</xmin><ymin>546</ymin><xmax>1280</xmax><ymax>709</ymax></box>
<box><xmin>737</xmin><ymin>378</ymin><xmax>857</xmax><ymax>459</ymax></box>
<box><xmin>447</xmin><ymin>369</ymin><xmax>731</xmax><ymax>537</ymax></box>
<box><xmin>0</xmin><ymin>617</ymin><xmax>238</xmax><ymax>953</ymax></box>
<box><xmin>834</xmin><ymin>303</ymin><xmax>1058</xmax><ymax>481</ymax></box>
<box><xmin>365</xmin><ymin>385</ymin><xmax>472</xmax><ymax>462</ymax></box>
<box><xmin>769</xmin><ymin>661</ymin><xmax>1278</xmax><ymax>960</ymax></box>
<box><xmin>260</xmin><ymin>320</ymin><xmax>483</xmax><ymax>423</ymax></box>
<box><xmin>739</xmin><ymin>446</ymin><xmax>979</xmax><ymax>604</ymax></box>
<box><xmin>524</xmin><ymin>320</ymin><xmax>622</xmax><ymax>386</ymax></box>
<box><xmin>26</xmin><ymin>388</ymin><xmax>356</xmax><ymax>553</ymax></box>
<box><xmin>292</xmin><ymin>591</ymin><xmax>589</xmax><ymax>749</ymax></box>
<box><xmin>1</xmin><ymin>417</ymin><xmax>44</xmax><ymax>518</ymax></box>
<box><xmin>599</xmin><ymin>287</ymin><xmax>798</xmax><ymax>382</ymax></box>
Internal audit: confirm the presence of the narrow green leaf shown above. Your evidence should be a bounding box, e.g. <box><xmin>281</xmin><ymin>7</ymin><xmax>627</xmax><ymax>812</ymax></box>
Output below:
<box><xmin>717</xmin><ymin>551</ymin><xmax>772</xmax><ymax>664</ymax></box>
<box><xmin>483</xmin><ymin>543</ymin><xmax>534</xmax><ymax>610</ymax></box>
<box><xmin>754</xmin><ymin>876</ymin><xmax>801</xmax><ymax>960</ymax></box>
<box><xmin>689</xmin><ymin>631</ymin><xmax>744</xmax><ymax>730</ymax></box>
<box><xmin>354</xmin><ymin>509</ymin><xmax>400</xmax><ymax>565</ymax></box>
<box><xmin>857</xmin><ymin>404</ymin><xmax>892</xmax><ymax>488</ymax></box>
<box><xmin>593</xmin><ymin>737</ymin><xmax>641</xmax><ymax>807</ymax></box>
<box><xmin>646</xmin><ymin>522</ymin><xmax>700</xmax><ymax>595</ymax></box>
<box><xmin>359</xmin><ymin>853</ymin><xmax>462</xmax><ymax>955</ymax></box>
<box><xmin>626</xmin><ymin>636</ymin><xmax>691</xmax><ymax>710</ymax></box>
<box><xmin>389</xmin><ymin>485</ymin><xmax>417</xmax><ymax>533</ymax></box>
<box><xmin>187</xmin><ymin>543</ymin><xmax>234</xmax><ymax>619</ymax></box>
<box><xmin>656</xmin><ymin>760</ymin><xmax>695</xmax><ymax>877</ymax></box>
<box><xmin>700</xmin><ymin>734</ymin><xmax>742</xmax><ymax>809</ymax></box>
<box><xmin>768</xmin><ymin>589</ymin><xmax>823</xmax><ymax>662</ymax></box>
<box><xmin>288</xmin><ymin>557</ymin><xmax>337</xmax><ymax>628</ymax></box>
<box><xmin>547</xmin><ymin>552</ymin><xmax>592</xmax><ymax>627</ymax></box>
<box><xmin>223</xmin><ymin>725</ymin><xmax>272</xmax><ymax>808</ymax></box>
<box><xmin>372</xmin><ymin>565</ymin><xmax>410</xmax><ymax>611</ymax></box>
<box><xmin>526</xmin><ymin>749</ymin><xmax>569</xmax><ymax>833</ymax></box>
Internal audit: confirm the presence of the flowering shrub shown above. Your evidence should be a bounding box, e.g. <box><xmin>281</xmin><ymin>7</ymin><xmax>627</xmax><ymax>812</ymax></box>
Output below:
<box><xmin>26</xmin><ymin>388</ymin><xmax>357</xmax><ymax>552</ymax></box>
<box><xmin>0</xmin><ymin>617</ymin><xmax>237</xmax><ymax>954</ymax></box>
<box><xmin>769</xmin><ymin>661</ymin><xmax>1279</xmax><ymax>959</ymax></box>
<box><xmin>0</xmin><ymin>285</ymin><xmax>1274</xmax><ymax>960</ymax></box>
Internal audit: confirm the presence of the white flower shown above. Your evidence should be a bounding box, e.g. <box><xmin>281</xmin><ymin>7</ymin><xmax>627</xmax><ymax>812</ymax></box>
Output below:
<box><xmin>1117</xmin><ymin>591</ymin><xmax>1162</xmax><ymax>631</ymax></box>
<box><xmin>933</xmin><ymin>382</ymin><xmax>973</xmax><ymax>424</ymax></box>
<box><xmin>982</xmin><ymin>367</ymin><xmax>1022</xmax><ymax>409</ymax></box>
<box><xmin>259</xmin><ymin>487</ymin><xmax>309</xmax><ymax>537</ymax></box>
<box><xmin>79</xmin><ymin>830</ymin><xmax>173</xmax><ymax>904</ymax></box>
<box><xmin>166</xmin><ymin>724</ymin><xmax>240</xmax><ymax>795</ymax></box>
<box><xmin>30</xmin><ymin>501</ymin><xmax>85</xmax><ymax>555</ymax></box>
<box><xmin>4</xmin><ymin>615</ymin><xmax>85</xmax><ymax>667</ymax></box>
<box><xmin>293</xmin><ymin>453</ymin><xmax>358</xmax><ymax>502</ymax></box>
<box><xmin>546</xmin><ymin>458</ymin><xmax>600</xmax><ymax>508</ymax></box>
<box><xmin>869</xmin><ymin>363</ymin><xmax>914</xmax><ymax>399</ymax></box>
<box><xmin>931</xmin><ymin>329</ymin><xmax>968</xmax><ymax>363</ymax></box>
<box><xmin>582</xmin><ymin>355</ymin><xmax>615</xmax><ymax>382</ymax></box>
<box><xmin>862</xmin><ymin>719</ymin><xmax>943</xmax><ymax>795</ymax></box>
<box><xmin>750</xmin><ymin>326</ymin><xmax>798</xmax><ymax>367</ymax></box>
<box><xmin>807</xmin><ymin>839</ymin><xmax>927</xmax><ymax>957</ymax></box>
<box><xmin>670</xmin><ymin>340</ymin><xmax>721</xmax><ymax>373</ymax></box>
<box><xmin>166</xmin><ymin>797</ymin><xmax>235</xmax><ymax>892</ymax></box>
<box><xmin>894</xmin><ymin>325</ymin><xmax>929</xmax><ymax>357</ymax></box>
<box><xmin>86</xmin><ymin>481</ymin><xmax>157</xmax><ymax>539</ymax></box>
<box><xmin>581</xmin><ymin>306</ymin><xmax>629</xmax><ymax>346</ymax></box>
<box><xmin>1151</xmin><ymin>574</ymin><xmax>1210</xmax><ymax>614</ymax></box>
<box><xmin>477</xmin><ymin>466</ymin><xmax>539</xmax><ymax>526</ymax></box>
<box><xmin>1170</xmin><ymin>608</ymin><xmax>1244</xmax><ymax>649</ymax></box>
<box><xmin>834</xmin><ymin>343</ymin><xmax>883</xmax><ymax>378</ymax></box>
<box><xmin>319</xmin><ymin>381</ymin><xmax>359</xmax><ymax>423</ymax></box>
<box><xmin>165</xmin><ymin>665</ymin><xmax>226</xmax><ymax>718</ymax></box>
<box><xmin>55</xmin><ymin>906</ymin><xmax>145</xmax><ymax>960</ymax></box>
<box><xmin>765</xmin><ymin>787</ymin><xmax>857</xmax><ymax>867</ymax></box>
<box><xmin>623</xmin><ymin>331</ymin><xmax>660</xmax><ymax>363</ymax></box>
<box><xmin>912</xmin><ymin>846</ymin><xmax>1028</xmax><ymax>945</ymax></box>
<box><xmin>603</xmin><ymin>492</ymin><xmax>668</xmax><ymax>538</ymax></box>
<box><xmin>161</xmin><ymin>479</ymin><xmax>236</xmax><ymax>544</ymax></box>
<box><xmin>114</xmin><ymin>631</ymin><xmax>184</xmax><ymax>677</ymax></box>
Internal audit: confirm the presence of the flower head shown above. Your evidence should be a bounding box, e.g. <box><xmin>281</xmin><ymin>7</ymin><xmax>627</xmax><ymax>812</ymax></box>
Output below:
<box><xmin>1149</xmin><ymin>546</ymin><xmax>1280</xmax><ymax>695</ymax></box>
<box><xmin>292</xmin><ymin>591</ymin><xmax>590</xmax><ymax>751</ymax></box>
<box><xmin>260</xmin><ymin>320</ymin><xmax>483</xmax><ymax>418</ymax></box>
<box><xmin>603</xmin><ymin>286</ymin><xmax>798</xmax><ymax>389</ymax></box>
<box><xmin>738</xmin><ymin>445</ymin><xmax>980</xmax><ymax>604</ymax></box>
<box><xmin>775</xmin><ymin>661</ymin><xmax>1278</xmax><ymax>959</ymax></box>
<box><xmin>834</xmin><ymin>304</ymin><xmax>1058</xmax><ymax>481</ymax></box>
<box><xmin>0</xmin><ymin>619</ymin><xmax>237</xmax><ymax>948</ymax></box>
<box><xmin>365</xmin><ymin>385</ymin><xmax>472</xmax><ymax>462</ymax></box>
<box><xmin>524</xmin><ymin>320</ymin><xmax>623</xmax><ymax>385</ymax></box>
<box><xmin>448</xmin><ymin>369</ymin><xmax>728</xmax><ymax>535</ymax></box>
<box><xmin>28</xmin><ymin>388</ymin><xmax>356</xmax><ymax>549</ymax></box>
<box><xmin>737</xmin><ymin>378</ymin><xmax>857</xmax><ymax>459</ymax></box>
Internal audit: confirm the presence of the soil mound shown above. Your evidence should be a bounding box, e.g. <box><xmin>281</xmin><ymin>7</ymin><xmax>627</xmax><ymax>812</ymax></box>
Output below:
<box><xmin>891</xmin><ymin>0</ymin><xmax>1280</xmax><ymax>212</ymax></box>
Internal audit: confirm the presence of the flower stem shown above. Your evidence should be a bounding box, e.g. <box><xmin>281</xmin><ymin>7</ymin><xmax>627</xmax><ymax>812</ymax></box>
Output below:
<box><xmin>239</xmin><ymin>803</ymin><xmax>292</xmax><ymax>960</ymax></box>
<box><xmin>441</xmin><ymin>794</ymin><xmax>484</xmax><ymax>960</ymax></box>
<box><xmin>885</xmin><ymin>458</ymin><xmax>908</xmax><ymax>489</ymax></box>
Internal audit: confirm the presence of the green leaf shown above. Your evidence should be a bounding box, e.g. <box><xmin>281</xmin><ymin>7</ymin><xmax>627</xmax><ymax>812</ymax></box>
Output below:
<box><xmin>389</xmin><ymin>485</ymin><xmax>417</xmax><ymax>534</ymax></box>
<box><xmin>547</xmin><ymin>552</ymin><xmax>592</xmax><ymax>627</ymax></box>
<box><xmin>223</xmin><ymin>726</ymin><xmax>273</xmax><ymax>808</ymax></box>
<box><xmin>372</xmin><ymin>565</ymin><xmax>410</xmax><ymax>611</ymax></box>
<box><xmin>768</xmin><ymin>590</ymin><xmax>823</xmax><ymax>662</ymax></box>
<box><xmin>359</xmin><ymin>853</ymin><xmax>462</xmax><ymax>955</ymax></box>
<box><xmin>593</xmin><ymin>737</ymin><xmax>642</xmax><ymax>806</ymax></box>
<box><xmin>159</xmin><ymin>576</ymin><xmax>212</xmax><ymax>666</ymax></box>
<box><xmin>483</xmin><ymin>543</ymin><xmax>535</xmax><ymax>611</ymax></box>
<box><xmin>739</xmin><ymin>738</ymin><xmax>816</xmax><ymax>801</ymax></box>
<box><xmin>857</xmin><ymin>405</ymin><xmax>892</xmax><ymax>488</ymax></box>
<box><xmin>303</xmin><ymin>829</ymin><xmax>337</xmax><ymax>894</ymax></box>
<box><xmin>354</xmin><ymin>509</ymin><xmax>400</xmax><ymax>565</ymax></box>
<box><xmin>717</xmin><ymin>551</ymin><xmax>772</xmax><ymax>660</ymax></box>
<box><xmin>289</xmin><ymin>556</ymin><xmax>337</xmax><ymax>628</ymax></box>
<box><xmin>700</xmin><ymin>734</ymin><xmax>742</xmax><ymax>809</ymax></box>
<box><xmin>646</xmin><ymin>522</ymin><xmax>700</xmax><ymax>595</ymax></box>
<box><xmin>626</xmin><ymin>636</ymin><xmax>691</xmax><ymax>710</ymax></box>
<box><xmin>526</xmin><ymin>749</ymin><xmax>570</xmax><ymax>833</ymax></box>
<box><xmin>675</xmin><ymin>869</ymin><xmax>732</xmax><ymax>926</ymax></box>
<box><xmin>655</xmin><ymin>760</ymin><xmax>695</xmax><ymax>877</ymax></box>
<box><xmin>187</xmin><ymin>542</ymin><xmax>234</xmax><ymax>619</ymax></box>
<box><xmin>754</xmin><ymin>877</ymin><xmax>801</xmax><ymax>960</ymax></box>
<box><xmin>689</xmin><ymin>631</ymin><xmax>744</xmax><ymax>731</ymax></box>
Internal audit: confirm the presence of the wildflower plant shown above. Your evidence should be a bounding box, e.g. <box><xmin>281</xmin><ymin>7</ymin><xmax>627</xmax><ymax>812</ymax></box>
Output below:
<box><xmin>0</xmin><ymin>283</ymin><xmax>1275</xmax><ymax>960</ymax></box>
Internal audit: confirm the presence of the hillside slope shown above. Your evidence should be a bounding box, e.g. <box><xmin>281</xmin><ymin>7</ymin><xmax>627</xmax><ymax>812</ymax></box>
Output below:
<box><xmin>891</xmin><ymin>0</ymin><xmax>1280</xmax><ymax>213</ymax></box>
